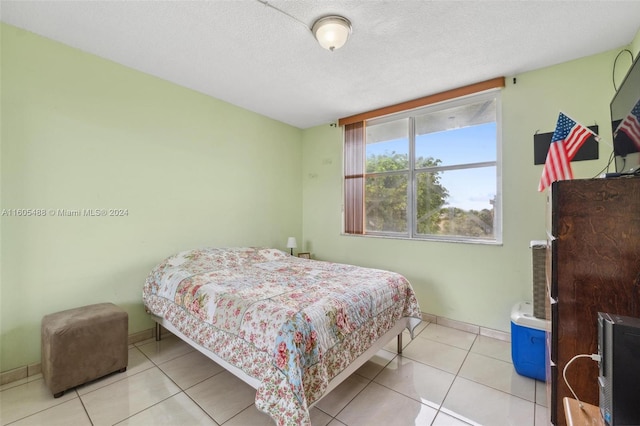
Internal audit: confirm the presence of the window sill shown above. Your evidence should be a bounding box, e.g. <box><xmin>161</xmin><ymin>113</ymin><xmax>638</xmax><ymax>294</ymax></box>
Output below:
<box><xmin>341</xmin><ymin>232</ymin><xmax>503</xmax><ymax>246</ymax></box>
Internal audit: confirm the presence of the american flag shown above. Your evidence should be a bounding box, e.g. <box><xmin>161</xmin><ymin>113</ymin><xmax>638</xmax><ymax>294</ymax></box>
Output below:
<box><xmin>617</xmin><ymin>99</ymin><xmax>640</xmax><ymax>150</ymax></box>
<box><xmin>538</xmin><ymin>112</ymin><xmax>596</xmax><ymax>192</ymax></box>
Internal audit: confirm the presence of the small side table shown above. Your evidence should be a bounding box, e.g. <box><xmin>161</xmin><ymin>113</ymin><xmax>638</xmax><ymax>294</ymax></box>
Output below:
<box><xmin>563</xmin><ymin>398</ymin><xmax>605</xmax><ymax>426</ymax></box>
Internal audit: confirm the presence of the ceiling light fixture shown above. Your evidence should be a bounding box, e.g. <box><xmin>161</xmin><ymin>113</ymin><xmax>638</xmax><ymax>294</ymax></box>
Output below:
<box><xmin>311</xmin><ymin>15</ymin><xmax>352</xmax><ymax>51</ymax></box>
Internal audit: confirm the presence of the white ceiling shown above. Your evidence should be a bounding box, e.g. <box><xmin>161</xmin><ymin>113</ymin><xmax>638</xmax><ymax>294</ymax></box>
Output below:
<box><xmin>2</xmin><ymin>1</ymin><xmax>640</xmax><ymax>129</ymax></box>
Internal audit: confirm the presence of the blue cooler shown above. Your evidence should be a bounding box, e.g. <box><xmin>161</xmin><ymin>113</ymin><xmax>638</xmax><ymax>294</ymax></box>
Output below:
<box><xmin>511</xmin><ymin>301</ymin><xmax>547</xmax><ymax>381</ymax></box>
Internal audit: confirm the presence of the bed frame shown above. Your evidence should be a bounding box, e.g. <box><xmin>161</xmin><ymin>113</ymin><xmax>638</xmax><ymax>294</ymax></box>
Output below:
<box><xmin>151</xmin><ymin>315</ymin><xmax>408</xmax><ymax>406</ymax></box>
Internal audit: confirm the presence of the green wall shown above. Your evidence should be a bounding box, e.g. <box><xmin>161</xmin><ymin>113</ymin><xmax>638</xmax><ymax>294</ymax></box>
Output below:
<box><xmin>0</xmin><ymin>24</ymin><xmax>302</xmax><ymax>372</ymax></box>
<box><xmin>301</xmin><ymin>31</ymin><xmax>640</xmax><ymax>333</ymax></box>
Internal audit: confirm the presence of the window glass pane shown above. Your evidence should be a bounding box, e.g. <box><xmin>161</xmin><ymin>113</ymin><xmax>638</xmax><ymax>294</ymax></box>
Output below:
<box><xmin>416</xmin><ymin>167</ymin><xmax>496</xmax><ymax>239</ymax></box>
<box><xmin>345</xmin><ymin>91</ymin><xmax>501</xmax><ymax>243</ymax></box>
<box><xmin>415</xmin><ymin>100</ymin><xmax>496</xmax><ymax>167</ymax></box>
<box><xmin>414</xmin><ymin>170</ymin><xmax>449</xmax><ymax>235</ymax></box>
<box><xmin>366</xmin><ymin>118</ymin><xmax>409</xmax><ymax>172</ymax></box>
<box><xmin>365</xmin><ymin>174</ymin><xmax>408</xmax><ymax>233</ymax></box>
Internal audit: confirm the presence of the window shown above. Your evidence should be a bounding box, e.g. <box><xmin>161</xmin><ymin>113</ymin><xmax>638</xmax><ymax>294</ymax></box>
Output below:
<box><xmin>344</xmin><ymin>90</ymin><xmax>502</xmax><ymax>243</ymax></box>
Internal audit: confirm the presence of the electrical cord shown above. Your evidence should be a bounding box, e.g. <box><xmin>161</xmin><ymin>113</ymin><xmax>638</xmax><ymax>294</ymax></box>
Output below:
<box><xmin>613</xmin><ymin>49</ymin><xmax>634</xmax><ymax>92</ymax></box>
<box><xmin>592</xmin><ymin>150</ymin><xmax>616</xmax><ymax>178</ymax></box>
<box><xmin>563</xmin><ymin>353</ymin><xmax>601</xmax><ymax>410</ymax></box>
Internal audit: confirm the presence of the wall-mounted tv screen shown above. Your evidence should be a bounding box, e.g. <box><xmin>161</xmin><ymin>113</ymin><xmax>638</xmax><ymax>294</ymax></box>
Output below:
<box><xmin>611</xmin><ymin>53</ymin><xmax>640</xmax><ymax>174</ymax></box>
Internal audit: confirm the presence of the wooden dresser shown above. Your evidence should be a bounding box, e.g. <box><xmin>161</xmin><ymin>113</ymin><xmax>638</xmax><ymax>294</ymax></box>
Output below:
<box><xmin>546</xmin><ymin>176</ymin><xmax>640</xmax><ymax>425</ymax></box>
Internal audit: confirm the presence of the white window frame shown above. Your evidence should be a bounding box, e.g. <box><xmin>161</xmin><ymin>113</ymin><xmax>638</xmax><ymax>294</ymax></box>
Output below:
<box><xmin>362</xmin><ymin>90</ymin><xmax>503</xmax><ymax>244</ymax></box>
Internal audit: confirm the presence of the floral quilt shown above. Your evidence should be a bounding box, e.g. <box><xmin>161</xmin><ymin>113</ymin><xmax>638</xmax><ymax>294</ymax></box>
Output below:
<box><xmin>143</xmin><ymin>247</ymin><xmax>421</xmax><ymax>425</ymax></box>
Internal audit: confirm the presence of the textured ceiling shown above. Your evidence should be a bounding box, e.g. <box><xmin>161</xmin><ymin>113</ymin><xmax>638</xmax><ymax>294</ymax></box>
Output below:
<box><xmin>2</xmin><ymin>1</ymin><xmax>640</xmax><ymax>129</ymax></box>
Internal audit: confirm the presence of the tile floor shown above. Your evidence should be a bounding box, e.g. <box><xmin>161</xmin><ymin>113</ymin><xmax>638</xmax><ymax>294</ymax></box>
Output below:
<box><xmin>0</xmin><ymin>322</ymin><xmax>548</xmax><ymax>425</ymax></box>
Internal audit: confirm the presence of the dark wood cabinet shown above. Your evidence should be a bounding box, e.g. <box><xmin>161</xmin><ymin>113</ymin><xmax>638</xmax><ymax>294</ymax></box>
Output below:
<box><xmin>546</xmin><ymin>177</ymin><xmax>640</xmax><ymax>425</ymax></box>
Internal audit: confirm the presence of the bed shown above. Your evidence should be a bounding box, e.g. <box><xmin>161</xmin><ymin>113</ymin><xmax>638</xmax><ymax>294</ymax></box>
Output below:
<box><xmin>143</xmin><ymin>247</ymin><xmax>421</xmax><ymax>425</ymax></box>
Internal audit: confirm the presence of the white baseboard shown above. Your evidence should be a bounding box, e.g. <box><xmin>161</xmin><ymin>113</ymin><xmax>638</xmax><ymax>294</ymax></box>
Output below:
<box><xmin>423</xmin><ymin>312</ymin><xmax>511</xmax><ymax>342</ymax></box>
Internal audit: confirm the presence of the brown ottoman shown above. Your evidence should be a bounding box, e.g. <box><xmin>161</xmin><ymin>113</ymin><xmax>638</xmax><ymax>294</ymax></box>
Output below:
<box><xmin>41</xmin><ymin>303</ymin><xmax>128</xmax><ymax>397</ymax></box>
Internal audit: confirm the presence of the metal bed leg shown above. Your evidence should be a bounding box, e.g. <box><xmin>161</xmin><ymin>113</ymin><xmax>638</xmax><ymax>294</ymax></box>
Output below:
<box><xmin>397</xmin><ymin>333</ymin><xmax>403</xmax><ymax>354</ymax></box>
<box><xmin>155</xmin><ymin>322</ymin><xmax>162</xmax><ymax>341</ymax></box>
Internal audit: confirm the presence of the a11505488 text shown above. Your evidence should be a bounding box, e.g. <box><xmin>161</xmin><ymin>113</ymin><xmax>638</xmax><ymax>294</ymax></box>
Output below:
<box><xmin>1</xmin><ymin>208</ymin><xmax>129</xmax><ymax>217</ymax></box>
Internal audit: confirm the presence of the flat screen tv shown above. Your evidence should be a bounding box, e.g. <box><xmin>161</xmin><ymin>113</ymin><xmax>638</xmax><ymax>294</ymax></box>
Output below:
<box><xmin>611</xmin><ymin>53</ymin><xmax>640</xmax><ymax>174</ymax></box>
